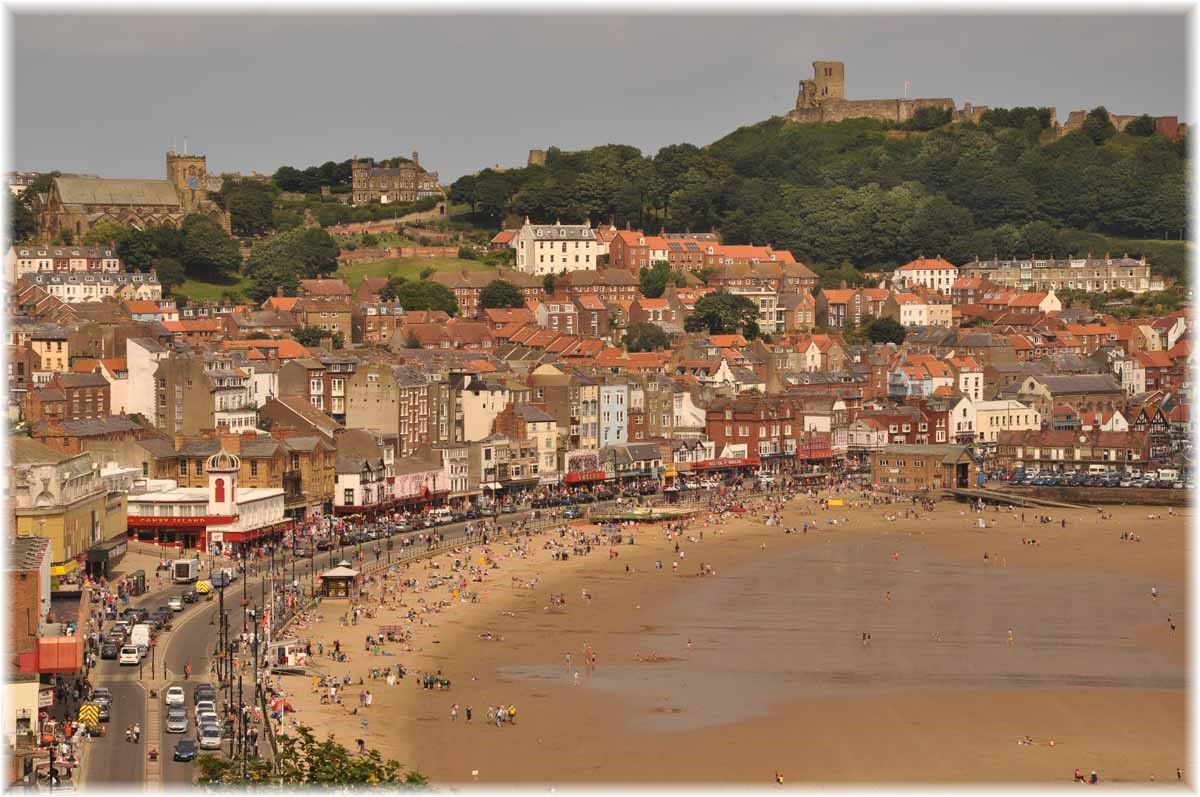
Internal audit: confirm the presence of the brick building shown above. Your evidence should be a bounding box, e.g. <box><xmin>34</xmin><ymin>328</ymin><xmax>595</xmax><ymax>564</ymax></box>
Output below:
<box><xmin>869</xmin><ymin>444</ymin><xmax>977</xmax><ymax>491</ymax></box>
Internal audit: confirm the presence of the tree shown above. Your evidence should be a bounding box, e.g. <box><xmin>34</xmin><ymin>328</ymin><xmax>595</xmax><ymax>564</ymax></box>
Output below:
<box><xmin>865</xmin><ymin>317</ymin><xmax>906</xmax><ymax>344</ymax></box>
<box><xmin>291</xmin><ymin>326</ymin><xmax>344</xmax><ymax>349</ymax></box>
<box><xmin>154</xmin><ymin>257</ymin><xmax>186</xmax><ymax>296</ymax></box>
<box><xmin>1082</xmin><ymin>107</ymin><xmax>1117</xmax><ymax>145</ymax></box>
<box><xmin>542</xmin><ymin>273</ymin><xmax>557</xmax><ymax>294</ymax></box>
<box><xmin>638</xmin><ymin>260</ymin><xmax>672</xmax><ymax>299</ymax></box>
<box><xmin>456</xmin><ymin>247</ymin><xmax>478</xmax><ymax>260</ymax></box>
<box><xmin>624</xmin><ymin>322</ymin><xmax>672</xmax><ymax>352</ymax></box>
<box><xmin>195</xmin><ymin>722</ymin><xmax>426</xmax><ymax>787</ymax></box>
<box><xmin>82</xmin><ymin>220</ymin><xmax>128</xmax><ymax>247</ymax></box>
<box><xmin>180</xmin><ymin>216</ymin><xmax>241</xmax><ymax>282</ymax></box>
<box><xmin>479</xmin><ymin>280</ymin><xmax>526</xmax><ymax>309</ymax></box>
<box><xmin>244</xmin><ymin>227</ymin><xmax>340</xmax><ymax>302</ymax></box>
<box><xmin>221</xmin><ymin>180</ymin><xmax>277</xmax><ymax>237</ymax></box>
<box><xmin>403</xmin><ymin>331</ymin><xmax>422</xmax><ymax>349</ymax></box>
<box><xmin>1124</xmin><ymin>114</ymin><xmax>1158</xmax><ymax>137</ymax></box>
<box><xmin>903</xmin><ymin>106</ymin><xmax>952</xmax><ymax>131</ymax></box>
<box><xmin>385</xmin><ymin>281</ymin><xmax>458</xmax><ymax>315</ymax></box>
<box><xmin>10</xmin><ymin>195</ymin><xmax>35</xmax><ymax>242</ymax></box>
<box><xmin>683</xmin><ymin>291</ymin><xmax>759</xmax><ymax>336</ymax></box>
<box><xmin>361</xmin><ymin>232</ymin><xmax>379</xmax><ymax>248</ymax></box>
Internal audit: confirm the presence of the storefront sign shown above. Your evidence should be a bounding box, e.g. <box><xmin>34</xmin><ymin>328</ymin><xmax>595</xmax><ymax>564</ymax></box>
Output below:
<box><xmin>38</xmin><ymin>687</ymin><xmax>54</xmax><ymax>708</ymax></box>
<box><xmin>564</xmin><ymin>470</ymin><xmax>607</xmax><ymax>484</ymax></box>
<box><xmin>127</xmin><ymin>515</ymin><xmax>234</xmax><ymax>528</ymax></box>
<box><xmin>692</xmin><ymin>456</ymin><xmax>760</xmax><ymax>471</ymax></box>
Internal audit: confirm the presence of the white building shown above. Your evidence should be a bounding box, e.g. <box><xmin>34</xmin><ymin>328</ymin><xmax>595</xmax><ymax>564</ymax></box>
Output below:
<box><xmin>17</xmin><ymin>271</ymin><xmax>161</xmax><ymax>302</ymax></box>
<box><xmin>892</xmin><ymin>257</ymin><xmax>958</xmax><ymax>294</ymax></box>
<box><xmin>951</xmin><ymin>397</ymin><xmax>1042</xmax><ymax>445</ymax></box>
<box><xmin>126</xmin><ymin>337</ymin><xmax>169</xmax><ymax>423</ymax></box>
<box><xmin>513</xmin><ymin>219</ymin><xmax>598</xmax><ymax>276</ymax></box>
<box><xmin>5</xmin><ymin>244</ymin><xmax>121</xmax><ymax>284</ymax></box>
<box><xmin>126</xmin><ymin>451</ymin><xmax>288</xmax><ymax>554</ymax></box>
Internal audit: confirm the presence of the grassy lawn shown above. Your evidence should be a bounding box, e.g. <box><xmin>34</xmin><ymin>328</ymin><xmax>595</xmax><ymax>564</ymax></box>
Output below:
<box><xmin>337</xmin><ymin>257</ymin><xmax>495</xmax><ymax>289</ymax></box>
<box><xmin>174</xmin><ymin>274</ymin><xmax>252</xmax><ymax>303</ymax></box>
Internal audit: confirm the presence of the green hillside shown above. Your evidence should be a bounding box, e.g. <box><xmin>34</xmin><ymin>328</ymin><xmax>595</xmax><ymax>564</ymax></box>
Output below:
<box><xmin>450</xmin><ymin>109</ymin><xmax>1189</xmax><ymax>283</ymax></box>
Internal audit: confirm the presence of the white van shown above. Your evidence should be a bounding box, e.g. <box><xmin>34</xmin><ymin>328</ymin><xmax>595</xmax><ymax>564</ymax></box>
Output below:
<box><xmin>129</xmin><ymin>623</ymin><xmax>152</xmax><ymax>657</ymax></box>
<box><xmin>430</xmin><ymin>508</ymin><xmax>454</xmax><ymax>525</ymax></box>
<box><xmin>1087</xmin><ymin>464</ymin><xmax>1109</xmax><ymax>475</ymax></box>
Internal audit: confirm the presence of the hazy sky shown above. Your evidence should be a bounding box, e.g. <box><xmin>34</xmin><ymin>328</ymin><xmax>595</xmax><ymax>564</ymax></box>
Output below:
<box><xmin>12</xmin><ymin>14</ymin><xmax>1188</xmax><ymax>183</ymax></box>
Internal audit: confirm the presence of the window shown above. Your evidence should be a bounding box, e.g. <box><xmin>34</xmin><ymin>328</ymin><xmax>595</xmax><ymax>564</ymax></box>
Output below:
<box><xmin>178</xmin><ymin>460</ymin><xmax>187</xmax><ymax>476</ymax></box>
<box><xmin>250</xmin><ymin>461</ymin><xmax>258</xmax><ymax>477</ymax></box>
<box><xmin>344</xmin><ymin>488</ymin><xmax>355</xmax><ymax>506</ymax></box>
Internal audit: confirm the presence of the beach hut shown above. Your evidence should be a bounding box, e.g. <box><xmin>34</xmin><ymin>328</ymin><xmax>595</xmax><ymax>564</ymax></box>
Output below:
<box><xmin>319</xmin><ymin>565</ymin><xmax>360</xmax><ymax>598</ymax></box>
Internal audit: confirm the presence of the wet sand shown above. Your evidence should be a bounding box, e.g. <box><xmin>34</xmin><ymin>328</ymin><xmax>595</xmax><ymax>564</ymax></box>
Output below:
<box><xmin>278</xmin><ymin>491</ymin><xmax>1187</xmax><ymax>785</ymax></box>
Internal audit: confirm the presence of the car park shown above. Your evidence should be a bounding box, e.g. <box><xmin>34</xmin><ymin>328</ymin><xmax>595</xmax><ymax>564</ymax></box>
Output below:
<box><xmin>174</xmin><ymin>739</ymin><xmax>197</xmax><ymax>761</ymax></box>
<box><xmin>166</xmin><ymin>709</ymin><xmax>188</xmax><ymax>734</ymax></box>
<box><xmin>119</xmin><ymin>646</ymin><xmax>140</xmax><ymax>665</ymax></box>
<box><xmin>199</xmin><ymin>724</ymin><xmax>222</xmax><ymax>750</ymax></box>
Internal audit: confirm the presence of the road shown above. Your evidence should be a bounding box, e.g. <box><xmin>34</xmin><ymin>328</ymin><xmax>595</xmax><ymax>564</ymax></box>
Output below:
<box><xmin>98</xmin><ymin>496</ymin><xmax>684</xmax><ymax>786</ymax></box>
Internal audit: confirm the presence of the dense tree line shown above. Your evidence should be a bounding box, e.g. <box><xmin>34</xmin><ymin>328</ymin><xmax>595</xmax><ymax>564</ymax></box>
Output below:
<box><xmin>450</xmin><ymin>108</ymin><xmax>1188</xmax><ymax>283</ymax></box>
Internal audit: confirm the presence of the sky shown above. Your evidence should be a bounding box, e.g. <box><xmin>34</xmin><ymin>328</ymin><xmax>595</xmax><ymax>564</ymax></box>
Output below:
<box><xmin>10</xmin><ymin>14</ymin><xmax>1189</xmax><ymax>183</ymax></box>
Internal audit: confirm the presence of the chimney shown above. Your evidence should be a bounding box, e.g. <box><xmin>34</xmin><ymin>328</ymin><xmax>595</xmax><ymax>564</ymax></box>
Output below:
<box><xmin>220</xmin><ymin>432</ymin><xmax>241</xmax><ymax>453</ymax></box>
<box><xmin>412</xmin><ymin>150</ymin><xmax>419</xmax><ymax>167</ymax></box>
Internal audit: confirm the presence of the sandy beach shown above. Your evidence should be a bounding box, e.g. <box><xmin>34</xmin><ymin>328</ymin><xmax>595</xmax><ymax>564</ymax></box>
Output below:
<box><xmin>274</xmin><ymin>488</ymin><xmax>1187</xmax><ymax>785</ymax></box>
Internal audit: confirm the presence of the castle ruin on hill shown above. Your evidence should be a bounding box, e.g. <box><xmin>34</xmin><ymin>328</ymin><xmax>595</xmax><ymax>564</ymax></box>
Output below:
<box><xmin>786</xmin><ymin>61</ymin><xmax>1186</xmax><ymax>141</ymax></box>
<box><xmin>787</xmin><ymin>61</ymin><xmax>987</xmax><ymax>126</ymax></box>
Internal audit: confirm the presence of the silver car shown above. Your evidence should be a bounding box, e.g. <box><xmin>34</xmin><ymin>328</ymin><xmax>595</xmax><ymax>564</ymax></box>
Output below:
<box><xmin>165</xmin><ymin>709</ymin><xmax>188</xmax><ymax>734</ymax></box>
<box><xmin>198</xmin><ymin>723</ymin><xmax>223</xmax><ymax>750</ymax></box>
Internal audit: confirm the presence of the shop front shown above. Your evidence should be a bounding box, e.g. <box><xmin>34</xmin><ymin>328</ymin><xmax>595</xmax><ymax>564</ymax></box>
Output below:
<box><xmin>84</xmin><ymin>537</ymin><xmax>127</xmax><ymax>579</ymax></box>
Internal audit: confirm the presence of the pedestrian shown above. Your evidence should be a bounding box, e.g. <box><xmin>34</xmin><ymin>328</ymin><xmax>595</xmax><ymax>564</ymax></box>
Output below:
<box><xmin>451</xmin><ymin>703</ymin><xmax>459</xmax><ymax>722</ymax></box>
<box><xmin>465</xmin><ymin>706</ymin><xmax>473</xmax><ymax>723</ymax></box>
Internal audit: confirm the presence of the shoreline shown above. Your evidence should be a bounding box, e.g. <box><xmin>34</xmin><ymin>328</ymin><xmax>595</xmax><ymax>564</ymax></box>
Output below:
<box><xmin>273</xmin><ymin>488</ymin><xmax>1187</xmax><ymax>785</ymax></box>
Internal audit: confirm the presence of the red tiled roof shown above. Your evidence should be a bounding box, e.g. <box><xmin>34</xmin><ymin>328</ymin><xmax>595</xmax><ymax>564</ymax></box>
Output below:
<box><xmin>490</xmin><ymin>230</ymin><xmax>517</xmax><ymax>245</ymax></box>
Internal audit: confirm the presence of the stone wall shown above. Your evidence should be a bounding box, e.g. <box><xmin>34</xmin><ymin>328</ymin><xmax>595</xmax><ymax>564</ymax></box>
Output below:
<box><xmin>1006</xmin><ymin>485</ymin><xmax>1187</xmax><ymax>507</ymax></box>
<box><xmin>787</xmin><ymin>97</ymin><xmax>984</xmax><ymax>126</ymax></box>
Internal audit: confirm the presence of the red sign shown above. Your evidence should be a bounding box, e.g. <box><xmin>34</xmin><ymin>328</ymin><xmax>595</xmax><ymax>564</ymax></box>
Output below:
<box><xmin>564</xmin><ymin>470</ymin><xmax>607</xmax><ymax>484</ymax></box>
<box><xmin>128</xmin><ymin>515</ymin><xmax>235</xmax><ymax>528</ymax></box>
<box><xmin>692</xmin><ymin>457</ymin><xmax>760</xmax><ymax>471</ymax></box>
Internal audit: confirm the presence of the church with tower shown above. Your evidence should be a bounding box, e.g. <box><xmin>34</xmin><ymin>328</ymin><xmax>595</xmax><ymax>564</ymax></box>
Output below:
<box><xmin>35</xmin><ymin>149</ymin><xmax>232</xmax><ymax>241</ymax></box>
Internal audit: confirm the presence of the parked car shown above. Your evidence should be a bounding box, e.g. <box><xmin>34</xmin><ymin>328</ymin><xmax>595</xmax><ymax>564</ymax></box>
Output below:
<box><xmin>182</xmin><ymin>590</ymin><xmax>197</xmax><ymax>604</ymax></box>
<box><xmin>174</xmin><ymin>739</ymin><xmax>197</xmax><ymax>761</ymax></box>
<box><xmin>168</xmin><ymin>596</ymin><xmax>184</xmax><ymax>612</ymax></box>
<box><xmin>100</xmin><ymin>642</ymin><xmax>119</xmax><ymax>660</ymax></box>
<box><xmin>198</xmin><ymin>725</ymin><xmax>222</xmax><ymax>750</ymax></box>
<box><xmin>562</xmin><ymin>506</ymin><xmax>584</xmax><ymax>520</ymax></box>
<box><xmin>166</xmin><ymin>709</ymin><xmax>188</xmax><ymax>734</ymax></box>
<box><xmin>193</xmin><ymin>684</ymin><xmax>217</xmax><ymax>705</ymax></box>
<box><xmin>194</xmin><ymin>700</ymin><xmax>217</xmax><ymax>720</ymax></box>
<box><xmin>165</xmin><ymin>686</ymin><xmax>186</xmax><ymax>706</ymax></box>
<box><xmin>119</xmin><ymin>646</ymin><xmax>140</xmax><ymax>665</ymax></box>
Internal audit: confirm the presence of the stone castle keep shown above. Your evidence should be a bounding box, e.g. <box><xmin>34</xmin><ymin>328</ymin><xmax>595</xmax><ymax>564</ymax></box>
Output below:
<box><xmin>787</xmin><ymin>60</ymin><xmax>987</xmax><ymax>126</ymax></box>
<box><xmin>786</xmin><ymin>60</ymin><xmax>1186</xmax><ymax>141</ymax></box>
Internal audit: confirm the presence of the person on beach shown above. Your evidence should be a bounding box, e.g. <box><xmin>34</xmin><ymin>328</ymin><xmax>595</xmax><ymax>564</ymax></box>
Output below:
<box><xmin>466</xmin><ymin>706</ymin><xmax>473</xmax><ymax>723</ymax></box>
<box><xmin>451</xmin><ymin>703</ymin><xmax>458</xmax><ymax>721</ymax></box>
<box><xmin>1007</xmin><ymin>629</ymin><xmax>1015</xmax><ymax>647</ymax></box>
